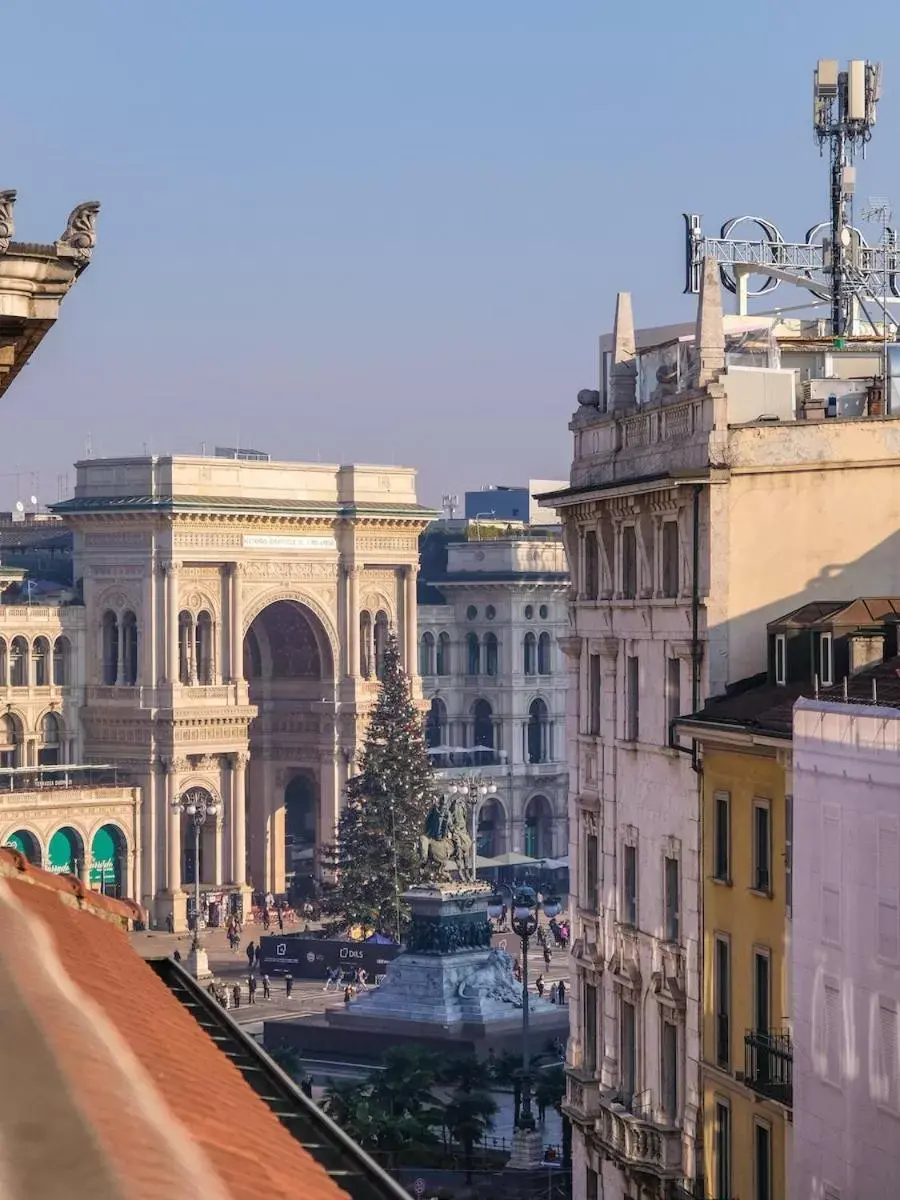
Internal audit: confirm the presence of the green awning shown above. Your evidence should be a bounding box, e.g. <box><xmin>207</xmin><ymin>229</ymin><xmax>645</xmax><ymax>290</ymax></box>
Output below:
<box><xmin>90</xmin><ymin>825</ymin><xmax>121</xmax><ymax>888</ymax></box>
<box><xmin>48</xmin><ymin>828</ymin><xmax>79</xmax><ymax>875</ymax></box>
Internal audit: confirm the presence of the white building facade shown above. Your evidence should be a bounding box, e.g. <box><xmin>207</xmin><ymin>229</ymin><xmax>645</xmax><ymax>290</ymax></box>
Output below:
<box><xmin>418</xmin><ymin>530</ymin><xmax>569</xmax><ymax>864</ymax></box>
<box><xmin>793</xmin><ymin>697</ymin><xmax>900</xmax><ymax>1200</ymax></box>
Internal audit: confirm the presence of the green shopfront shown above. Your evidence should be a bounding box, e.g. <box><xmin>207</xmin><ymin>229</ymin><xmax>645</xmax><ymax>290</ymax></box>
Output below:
<box><xmin>47</xmin><ymin>827</ymin><xmax>84</xmax><ymax>876</ymax></box>
<box><xmin>90</xmin><ymin>824</ymin><xmax>126</xmax><ymax>897</ymax></box>
<box><xmin>4</xmin><ymin>829</ymin><xmax>42</xmax><ymax>865</ymax></box>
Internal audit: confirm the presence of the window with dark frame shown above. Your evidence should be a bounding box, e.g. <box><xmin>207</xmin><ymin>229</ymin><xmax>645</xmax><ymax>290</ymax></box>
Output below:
<box><xmin>625</xmin><ymin>655</ymin><xmax>639</xmax><ymax>742</ymax></box>
<box><xmin>753</xmin><ymin>801</ymin><xmax>772</xmax><ymax>893</ymax></box>
<box><xmin>754</xmin><ymin>1121</ymin><xmax>772</xmax><ymax>1200</ymax></box>
<box><xmin>622</xmin><ymin>526</ymin><xmax>638</xmax><ymax>598</ymax></box>
<box><xmin>589</xmin><ymin>653</ymin><xmax>602</xmax><ymax>735</ymax></box>
<box><xmin>586</xmin><ymin>832</ymin><xmax>599</xmax><ymax>909</ymax></box>
<box><xmin>662</xmin><ymin>520</ymin><xmax>679</xmax><ymax>597</ymax></box>
<box><xmin>623</xmin><ymin>843</ymin><xmax>637</xmax><ymax>927</ymax></box>
<box><xmin>620</xmin><ymin>998</ymin><xmax>636</xmax><ymax>1104</ymax></box>
<box><xmin>666</xmin><ymin>656</ymin><xmax>681</xmax><ymax>729</ymax></box>
<box><xmin>661</xmin><ymin>1018</ymin><xmax>678</xmax><ymax>1121</ymax></box>
<box><xmin>664</xmin><ymin>856</ymin><xmax>680</xmax><ymax>943</ymax></box>
<box><xmin>774</xmin><ymin>633</ymin><xmax>786</xmax><ymax>685</ymax></box>
<box><xmin>714</xmin><ymin>791</ymin><xmax>731</xmax><ymax>882</ymax></box>
<box><xmin>715</xmin><ymin>1101</ymin><xmax>732</xmax><ymax>1200</ymax></box>
<box><xmin>715</xmin><ymin>935</ymin><xmax>731</xmax><ymax>1069</ymax></box>
<box><xmin>583</xmin><ymin>980</ymin><xmax>598</xmax><ymax>1071</ymax></box>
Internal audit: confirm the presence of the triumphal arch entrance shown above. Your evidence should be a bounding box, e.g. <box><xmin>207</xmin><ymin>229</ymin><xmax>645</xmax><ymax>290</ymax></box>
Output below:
<box><xmin>56</xmin><ymin>454</ymin><xmax>433</xmax><ymax>928</ymax></box>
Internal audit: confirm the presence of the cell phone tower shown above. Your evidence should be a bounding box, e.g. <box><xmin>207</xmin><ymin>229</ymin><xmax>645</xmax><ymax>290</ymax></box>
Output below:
<box><xmin>813</xmin><ymin>59</ymin><xmax>882</xmax><ymax>336</ymax></box>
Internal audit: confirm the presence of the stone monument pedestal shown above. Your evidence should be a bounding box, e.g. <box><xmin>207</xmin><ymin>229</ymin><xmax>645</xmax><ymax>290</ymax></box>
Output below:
<box><xmin>310</xmin><ymin>882</ymin><xmax>569</xmax><ymax>1060</ymax></box>
<box><xmin>185</xmin><ymin>945</ymin><xmax>212</xmax><ymax>980</ymax></box>
<box><xmin>506</xmin><ymin>1126</ymin><xmax>544</xmax><ymax>1171</ymax></box>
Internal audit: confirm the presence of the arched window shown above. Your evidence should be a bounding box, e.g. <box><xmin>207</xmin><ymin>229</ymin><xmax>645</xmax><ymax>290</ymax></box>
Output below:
<box><xmin>0</xmin><ymin>638</ymin><xmax>6</xmax><ymax>687</ymax></box>
<box><xmin>32</xmin><ymin>637</ymin><xmax>50</xmax><ymax>686</ymax></box>
<box><xmin>477</xmin><ymin>798</ymin><xmax>505</xmax><ymax>859</ymax></box>
<box><xmin>178</xmin><ymin>611</ymin><xmax>193</xmax><ymax>684</ymax></box>
<box><xmin>527</xmin><ymin>698</ymin><xmax>549</xmax><ymax>764</ymax></box>
<box><xmin>466</xmin><ymin>632</ymin><xmax>480</xmax><ymax>676</ymax></box>
<box><xmin>584</xmin><ymin>529</ymin><xmax>599</xmax><ymax>599</ymax></box>
<box><xmin>472</xmin><ymin>698</ymin><xmax>494</xmax><ymax>750</ymax></box>
<box><xmin>100</xmin><ymin>611</ymin><xmax>118</xmax><ymax>686</ymax></box>
<box><xmin>374</xmin><ymin>611</ymin><xmax>389</xmax><ymax>679</ymax></box>
<box><xmin>419</xmin><ymin>632</ymin><xmax>435</xmax><ymax>677</ymax></box>
<box><xmin>195</xmin><ymin>611</ymin><xmax>213</xmax><ymax>685</ymax></box>
<box><xmin>359</xmin><ymin>611</ymin><xmax>372</xmax><ymax>677</ymax></box>
<box><xmin>10</xmin><ymin>636</ymin><xmax>28</xmax><ymax>687</ymax></box>
<box><xmin>425</xmin><ymin>697</ymin><xmax>447</xmax><ymax>749</ymax></box>
<box><xmin>38</xmin><ymin>712</ymin><xmax>61</xmax><ymax>766</ymax></box>
<box><xmin>52</xmin><ymin>637</ymin><xmax>70</xmax><ymax>687</ymax></box>
<box><xmin>0</xmin><ymin>712</ymin><xmax>21</xmax><ymax>768</ymax></box>
<box><xmin>538</xmin><ymin>632</ymin><xmax>552</xmax><ymax>675</ymax></box>
<box><xmin>121</xmin><ymin>611</ymin><xmax>138</xmax><ymax>686</ymax></box>
<box><xmin>436</xmin><ymin>632</ymin><xmax>451</xmax><ymax>676</ymax></box>
<box><xmin>523</xmin><ymin>632</ymin><xmax>537</xmax><ymax>676</ymax></box>
<box><xmin>484</xmin><ymin>632</ymin><xmax>499</xmax><ymax>676</ymax></box>
<box><xmin>524</xmin><ymin>794</ymin><xmax>553</xmax><ymax>859</ymax></box>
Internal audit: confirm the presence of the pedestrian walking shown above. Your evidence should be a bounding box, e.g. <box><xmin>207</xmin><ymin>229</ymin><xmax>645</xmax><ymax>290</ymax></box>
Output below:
<box><xmin>165</xmin><ymin>912</ymin><xmax>174</xmax><ymax>934</ymax></box>
<box><xmin>232</xmin><ymin>983</ymin><xmax>241</xmax><ymax>1009</ymax></box>
<box><xmin>323</xmin><ymin>967</ymin><xmax>340</xmax><ymax>992</ymax></box>
<box><xmin>357</xmin><ymin>967</ymin><xmax>369</xmax><ymax>991</ymax></box>
<box><xmin>262</xmin><ymin>974</ymin><xmax>271</xmax><ymax>1000</ymax></box>
<box><xmin>543</xmin><ymin>943</ymin><xmax>552</xmax><ymax>969</ymax></box>
<box><xmin>557</xmin><ymin>978</ymin><xmax>566</xmax><ymax>1005</ymax></box>
<box><xmin>248</xmin><ymin>974</ymin><xmax>258</xmax><ymax>1004</ymax></box>
<box><xmin>262</xmin><ymin>907</ymin><xmax>271</xmax><ymax>931</ymax></box>
<box><xmin>277</xmin><ymin>906</ymin><xmax>284</xmax><ymax>933</ymax></box>
<box><xmin>172</xmin><ymin>948</ymin><xmax>182</xmax><ymax>963</ymax></box>
<box><xmin>246</xmin><ymin>940</ymin><xmax>255</xmax><ymax>969</ymax></box>
<box><xmin>343</xmin><ymin>984</ymin><xmax>353</xmax><ymax>1005</ymax></box>
<box><xmin>535</xmin><ymin>973</ymin><xmax>545</xmax><ymax>999</ymax></box>
<box><xmin>300</xmin><ymin>1076</ymin><xmax>313</xmax><ymax>1100</ymax></box>
<box><xmin>285</xmin><ymin>973</ymin><xmax>293</xmax><ymax>999</ymax></box>
<box><xmin>549</xmin><ymin>981</ymin><xmax>559</xmax><ymax>1005</ymax></box>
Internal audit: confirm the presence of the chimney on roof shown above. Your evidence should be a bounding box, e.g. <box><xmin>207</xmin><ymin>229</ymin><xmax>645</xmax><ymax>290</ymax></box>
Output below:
<box><xmin>610</xmin><ymin>291</ymin><xmax>637</xmax><ymax>412</ymax></box>
<box><xmin>695</xmin><ymin>256</ymin><xmax>725</xmax><ymax>387</ymax></box>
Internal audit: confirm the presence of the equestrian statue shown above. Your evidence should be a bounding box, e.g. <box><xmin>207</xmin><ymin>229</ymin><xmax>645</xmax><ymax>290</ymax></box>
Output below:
<box><xmin>420</xmin><ymin>792</ymin><xmax>475</xmax><ymax>882</ymax></box>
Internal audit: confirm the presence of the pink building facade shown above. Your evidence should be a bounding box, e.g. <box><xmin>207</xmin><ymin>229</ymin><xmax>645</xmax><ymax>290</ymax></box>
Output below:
<box><xmin>793</xmin><ymin>697</ymin><xmax>900</xmax><ymax>1200</ymax></box>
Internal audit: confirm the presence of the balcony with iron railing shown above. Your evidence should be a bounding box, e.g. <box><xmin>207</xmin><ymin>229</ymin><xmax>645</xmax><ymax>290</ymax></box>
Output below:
<box><xmin>743</xmin><ymin>1028</ymin><xmax>793</xmax><ymax>1107</ymax></box>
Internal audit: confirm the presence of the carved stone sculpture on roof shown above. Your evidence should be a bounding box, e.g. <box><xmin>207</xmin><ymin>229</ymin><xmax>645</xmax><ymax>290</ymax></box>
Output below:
<box><xmin>58</xmin><ymin>201</ymin><xmax>101</xmax><ymax>266</ymax></box>
<box><xmin>0</xmin><ymin>189</ymin><xmax>16</xmax><ymax>254</ymax></box>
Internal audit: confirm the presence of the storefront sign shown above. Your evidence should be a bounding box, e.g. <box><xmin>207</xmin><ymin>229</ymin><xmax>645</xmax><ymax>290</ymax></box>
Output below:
<box><xmin>242</xmin><ymin>534</ymin><xmax>337</xmax><ymax>551</ymax></box>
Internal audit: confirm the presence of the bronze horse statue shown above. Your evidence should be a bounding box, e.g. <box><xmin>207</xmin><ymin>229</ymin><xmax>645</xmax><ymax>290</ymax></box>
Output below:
<box><xmin>420</xmin><ymin>794</ymin><xmax>475</xmax><ymax>882</ymax></box>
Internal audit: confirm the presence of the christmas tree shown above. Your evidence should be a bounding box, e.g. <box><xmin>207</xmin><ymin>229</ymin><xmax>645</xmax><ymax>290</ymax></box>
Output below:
<box><xmin>323</xmin><ymin>629</ymin><xmax>439</xmax><ymax>936</ymax></box>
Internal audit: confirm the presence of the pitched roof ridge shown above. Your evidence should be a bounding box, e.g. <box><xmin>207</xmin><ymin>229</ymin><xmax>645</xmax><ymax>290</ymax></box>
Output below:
<box><xmin>0</xmin><ymin>876</ymin><xmax>234</xmax><ymax>1200</ymax></box>
<box><xmin>0</xmin><ymin>847</ymin><xmax>145</xmax><ymax>925</ymax></box>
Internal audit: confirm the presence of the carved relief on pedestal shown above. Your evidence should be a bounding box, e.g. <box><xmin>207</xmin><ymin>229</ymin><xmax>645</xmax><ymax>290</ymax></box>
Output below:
<box><xmin>174</xmin><ymin>531</ymin><xmax>243</xmax><ymax>549</ymax></box>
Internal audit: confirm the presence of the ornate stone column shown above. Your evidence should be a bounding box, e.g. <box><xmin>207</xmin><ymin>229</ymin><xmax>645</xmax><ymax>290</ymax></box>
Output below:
<box><xmin>230</xmin><ymin>563</ymin><xmax>243</xmax><ymax>682</ymax></box>
<box><xmin>165</xmin><ymin>762</ymin><xmax>182</xmax><ymax>893</ymax></box>
<box><xmin>404</xmin><ymin>565</ymin><xmax>418</xmax><ymax>673</ymax></box>
<box><xmin>140</xmin><ymin>564</ymin><xmax>157</xmax><ymax>686</ymax></box>
<box><xmin>165</xmin><ymin>562</ymin><xmax>180</xmax><ymax>685</ymax></box>
<box><xmin>213</xmin><ymin>814</ymin><xmax>224</xmax><ymax>887</ymax></box>
<box><xmin>231</xmin><ymin>752</ymin><xmax>247</xmax><ymax>886</ymax></box>
<box><xmin>347</xmin><ymin>566</ymin><xmax>360</xmax><ymax>678</ymax></box>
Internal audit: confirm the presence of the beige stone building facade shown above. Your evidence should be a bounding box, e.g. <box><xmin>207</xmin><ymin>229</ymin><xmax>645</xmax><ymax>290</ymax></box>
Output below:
<box><xmin>47</xmin><ymin>454</ymin><xmax>433</xmax><ymax>927</ymax></box>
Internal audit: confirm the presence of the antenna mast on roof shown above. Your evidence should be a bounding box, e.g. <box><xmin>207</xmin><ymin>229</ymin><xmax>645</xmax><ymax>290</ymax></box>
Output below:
<box><xmin>814</xmin><ymin>58</ymin><xmax>882</xmax><ymax>336</ymax></box>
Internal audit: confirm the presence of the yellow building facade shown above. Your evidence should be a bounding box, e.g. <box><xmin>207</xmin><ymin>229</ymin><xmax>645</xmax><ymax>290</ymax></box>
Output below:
<box><xmin>692</xmin><ymin>737</ymin><xmax>792</xmax><ymax>1200</ymax></box>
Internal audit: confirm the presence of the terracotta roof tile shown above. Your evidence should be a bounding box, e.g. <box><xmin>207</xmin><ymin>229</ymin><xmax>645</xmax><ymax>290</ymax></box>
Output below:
<box><xmin>0</xmin><ymin>861</ymin><xmax>350</xmax><ymax>1200</ymax></box>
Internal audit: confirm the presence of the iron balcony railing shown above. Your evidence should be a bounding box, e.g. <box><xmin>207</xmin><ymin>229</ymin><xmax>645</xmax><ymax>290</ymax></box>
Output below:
<box><xmin>744</xmin><ymin>1028</ymin><xmax>793</xmax><ymax>1107</ymax></box>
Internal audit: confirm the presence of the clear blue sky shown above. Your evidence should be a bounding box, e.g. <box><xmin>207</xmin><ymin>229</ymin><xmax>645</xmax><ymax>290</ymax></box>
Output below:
<box><xmin>4</xmin><ymin>0</ymin><xmax>900</xmax><ymax>509</ymax></box>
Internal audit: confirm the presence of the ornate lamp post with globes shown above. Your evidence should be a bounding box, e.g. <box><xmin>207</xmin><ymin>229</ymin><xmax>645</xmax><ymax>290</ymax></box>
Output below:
<box><xmin>170</xmin><ymin>786</ymin><xmax>219</xmax><ymax>979</ymax></box>
<box><xmin>507</xmin><ymin>884</ymin><xmax>544</xmax><ymax>1170</ymax></box>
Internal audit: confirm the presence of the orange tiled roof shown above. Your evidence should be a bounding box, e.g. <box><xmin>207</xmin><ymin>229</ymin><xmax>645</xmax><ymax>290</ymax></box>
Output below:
<box><xmin>0</xmin><ymin>850</ymin><xmax>350</xmax><ymax>1200</ymax></box>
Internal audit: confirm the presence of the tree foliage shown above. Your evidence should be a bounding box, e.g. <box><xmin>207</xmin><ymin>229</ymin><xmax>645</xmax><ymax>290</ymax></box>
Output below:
<box><xmin>323</xmin><ymin>631</ymin><xmax>439</xmax><ymax>935</ymax></box>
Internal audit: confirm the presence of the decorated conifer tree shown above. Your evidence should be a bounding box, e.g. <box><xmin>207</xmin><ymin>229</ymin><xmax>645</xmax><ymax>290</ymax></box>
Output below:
<box><xmin>323</xmin><ymin>629</ymin><xmax>438</xmax><ymax>935</ymax></box>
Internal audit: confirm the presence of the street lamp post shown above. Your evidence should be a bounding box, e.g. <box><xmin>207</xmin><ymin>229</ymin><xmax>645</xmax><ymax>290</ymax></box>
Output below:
<box><xmin>448</xmin><ymin>773</ymin><xmax>497</xmax><ymax>877</ymax></box>
<box><xmin>507</xmin><ymin>884</ymin><xmax>544</xmax><ymax>1171</ymax></box>
<box><xmin>170</xmin><ymin>788</ymin><xmax>219</xmax><ymax>979</ymax></box>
